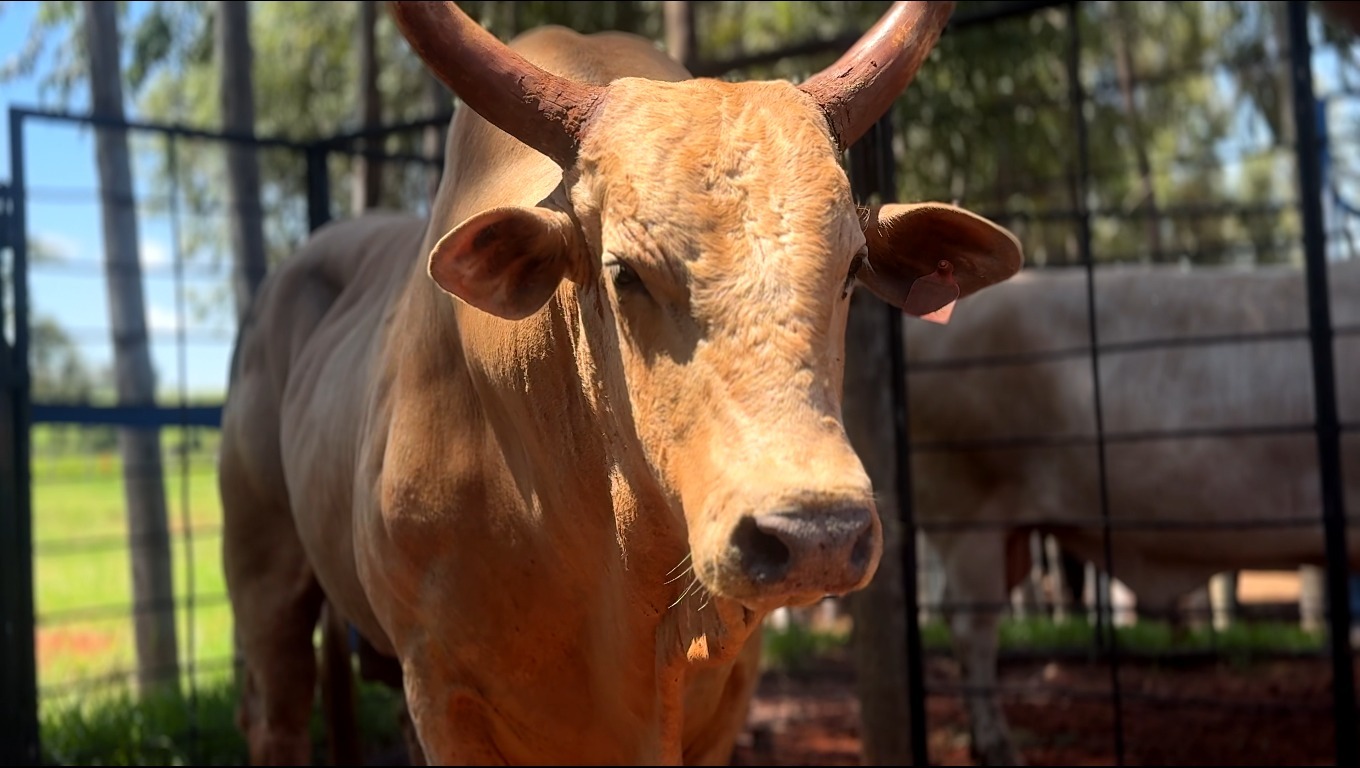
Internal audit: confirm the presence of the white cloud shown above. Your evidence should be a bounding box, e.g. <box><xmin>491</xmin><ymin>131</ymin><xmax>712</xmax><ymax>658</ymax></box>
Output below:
<box><xmin>141</xmin><ymin>239</ymin><xmax>170</xmax><ymax>268</ymax></box>
<box><xmin>29</xmin><ymin>231</ymin><xmax>84</xmax><ymax>262</ymax></box>
<box><xmin>146</xmin><ymin>304</ymin><xmax>183</xmax><ymax>333</ymax></box>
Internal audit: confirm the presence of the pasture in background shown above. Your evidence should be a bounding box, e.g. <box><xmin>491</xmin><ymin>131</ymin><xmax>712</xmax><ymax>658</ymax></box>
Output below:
<box><xmin>32</xmin><ymin>423</ymin><xmax>227</xmax><ymax>699</ymax></box>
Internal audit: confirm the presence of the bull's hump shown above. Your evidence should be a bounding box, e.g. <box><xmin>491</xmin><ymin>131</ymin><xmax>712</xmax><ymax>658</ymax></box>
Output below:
<box><xmin>509</xmin><ymin>25</ymin><xmax>692</xmax><ymax>86</ymax></box>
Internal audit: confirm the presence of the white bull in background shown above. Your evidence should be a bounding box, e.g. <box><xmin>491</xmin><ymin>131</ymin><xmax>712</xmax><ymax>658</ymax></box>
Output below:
<box><xmin>904</xmin><ymin>258</ymin><xmax>1360</xmax><ymax>765</ymax></box>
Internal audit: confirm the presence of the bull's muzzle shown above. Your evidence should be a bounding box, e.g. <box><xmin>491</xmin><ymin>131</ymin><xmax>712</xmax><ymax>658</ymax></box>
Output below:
<box><xmin>728</xmin><ymin>506</ymin><xmax>879</xmax><ymax>600</ymax></box>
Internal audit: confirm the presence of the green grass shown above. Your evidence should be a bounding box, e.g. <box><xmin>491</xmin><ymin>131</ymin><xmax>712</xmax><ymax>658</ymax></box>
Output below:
<box><xmin>31</xmin><ymin>424</ymin><xmax>233</xmax><ymax>716</ymax></box>
<box><xmin>761</xmin><ymin>619</ymin><xmax>852</xmax><ymax>674</ymax></box>
<box><xmin>39</xmin><ymin>673</ymin><xmax>407</xmax><ymax>766</ymax></box>
<box><xmin>30</xmin><ymin>423</ymin><xmax>411</xmax><ymax>765</ymax></box>
<box><xmin>761</xmin><ymin>615</ymin><xmax>1326</xmax><ymax>676</ymax></box>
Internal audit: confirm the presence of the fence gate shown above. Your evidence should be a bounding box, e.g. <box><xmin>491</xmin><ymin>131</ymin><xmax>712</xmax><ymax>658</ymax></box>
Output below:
<box><xmin>2</xmin><ymin>167</ymin><xmax>41</xmax><ymax>765</ymax></box>
<box><xmin>0</xmin><ymin>103</ymin><xmax>443</xmax><ymax>763</ymax></box>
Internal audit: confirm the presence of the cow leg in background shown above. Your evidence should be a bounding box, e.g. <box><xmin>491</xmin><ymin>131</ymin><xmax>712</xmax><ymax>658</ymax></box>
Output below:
<box><xmin>1059</xmin><ymin>547</ymin><xmax>1087</xmax><ymax>618</ymax></box>
<box><xmin>355</xmin><ymin>631</ymin><xmax>427</xmax><ymax>765</ymax></box>
<box><xmin>932</xmin><ymin>530</ymin><xmax>1024</xmax><ymax>767</ymax></box>
<box><xmin>318</xmin><ymin>602</ymin><xmax>361</xmax><ymax>766</ymax></box>
<box><xmin>221</xmin><ymin>464</ymin><xmax>325</xmax><ymax>764</ymax></box>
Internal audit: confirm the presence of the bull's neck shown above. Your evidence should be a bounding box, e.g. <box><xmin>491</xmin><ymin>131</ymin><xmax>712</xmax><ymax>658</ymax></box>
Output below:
<box><xmin>385</xmin><ymin>250</ymin><xmax>759</xmax><ymax>760</ymax></box>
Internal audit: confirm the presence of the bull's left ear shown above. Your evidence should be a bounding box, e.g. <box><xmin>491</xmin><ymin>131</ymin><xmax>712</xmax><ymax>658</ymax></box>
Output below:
<box><xmin>428</xmin><ymin>205</ymin><xmax>580</xmax><ymax>321</ymax></box>
<box><xmin>858</xmin><ymin>203</ymin><xmax>1023</xmax><ymax>318</ymax></box>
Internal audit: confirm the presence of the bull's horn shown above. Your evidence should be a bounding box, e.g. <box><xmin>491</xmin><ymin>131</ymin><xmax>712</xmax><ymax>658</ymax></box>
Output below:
<box><xmin>387</xmin><ymin>1</ymin><xmax>603</xmax><ymax>168</ymax></box>
<box><xmin>798</xmin><ymin>1</ymin><xmax>956</xmax><ymax>151</ymax></box>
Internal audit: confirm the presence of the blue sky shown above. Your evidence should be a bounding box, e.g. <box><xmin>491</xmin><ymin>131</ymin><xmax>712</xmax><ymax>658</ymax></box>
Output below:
<box><xmin>2</xmin><ymin>0</ymin><xmax>236</xmax><ymax>399</ymax></box>
<box><xmin>2</xmin><ymin>3</ymin><xmax>1359</xmax><ymax>401</ymax></box>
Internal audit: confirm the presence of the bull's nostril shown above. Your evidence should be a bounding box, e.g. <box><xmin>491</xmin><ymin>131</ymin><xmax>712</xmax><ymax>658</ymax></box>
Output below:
<box><xmin>849</xmin><ymin>523</ymin><xmax>874</xmax><ymax>572</ymax></box>
<box><xmin>732</xmin><ymin>515</ymin><xmax>791</xmax><ymax>585</ymax></box>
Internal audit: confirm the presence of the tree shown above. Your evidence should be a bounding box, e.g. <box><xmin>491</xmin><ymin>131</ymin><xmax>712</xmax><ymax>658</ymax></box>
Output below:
<box><xmin>82</xmin><ymin>0</ymin><xmax>179</xmax><ymax>693</ymax></box>
<box><xmin>663</xmin><ymin>1</ymin><xmax>697</xmax><ymax>70</ymax></box>
<box><xmin>216</xmin><ymin>0</ymin><xmax>268</xmax><ymax>321</ymax></box>
<box><xmin>351</xmin><ymin>0</ymin><xmax>382</xmax><ymax>213</ymax></box>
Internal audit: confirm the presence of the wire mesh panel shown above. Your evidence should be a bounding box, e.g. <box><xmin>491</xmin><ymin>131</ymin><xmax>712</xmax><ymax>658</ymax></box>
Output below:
<box><xmin>5</xmin><ymin>106</ymin><xmax>443</xmax><ymax>764</ymax></box>
<box><xmin>890</xmin><ymin>2</ymin><xmax>1359</xmax><ymax>764</ymax></box>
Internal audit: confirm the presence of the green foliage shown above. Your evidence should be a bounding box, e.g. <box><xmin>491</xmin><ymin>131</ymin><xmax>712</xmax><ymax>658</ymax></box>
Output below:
<box><xmin>30</xmin><ymin>316</ymin><xmax>98</xmax><ymax>401</ymax></box>
<box><xmin>690</xmin><ymin>1</ymin><xmax>1329</xmax><ymax>270</ymax></box>
<box><xmin>0</xmin><ymin>0</ymin><xmax>84</xmax><ymax>102</ymax></box>
<box><xmin>761</xmin><ymin>620</ymin><xmax>851</xmax><ymax>674</ymax></box>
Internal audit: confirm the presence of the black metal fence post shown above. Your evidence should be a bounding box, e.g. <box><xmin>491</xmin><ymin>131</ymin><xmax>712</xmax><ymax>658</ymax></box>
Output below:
<box><xmin>1065</xmin><ymin>3</ymin><xmax>1127</xmax><ymax>763</ymax></box>
<box><xmin>1286</xmin><ymin>5</ymin><xmax>1358</xmax><ymax>766</ymax></box>
<box><xmin>306</xmin><ymin>144</ymin><xmax>332</xmax><ymax>233</ymax></box>
<box><xmin>1</xmin><ymin>107</ymin><xmax>40</xmax><ymax>767</ymax></box>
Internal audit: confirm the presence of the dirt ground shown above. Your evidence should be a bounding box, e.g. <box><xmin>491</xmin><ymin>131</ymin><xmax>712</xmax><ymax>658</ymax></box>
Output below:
<box><xmin>731</xmin><ymin>652</ymin><xmax>1354</xmax><ymax>766</ymax></box>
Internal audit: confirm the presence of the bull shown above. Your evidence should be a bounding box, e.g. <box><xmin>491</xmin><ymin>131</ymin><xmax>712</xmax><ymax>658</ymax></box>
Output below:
<box><xmin>906</xmin><ymin>258</ymin><xmax>1360</xmax><ymax>765</ymax></box>
<box><xmin>218</xmin><ymin>1</ymin><xmax>1023</xmax><ymax>763</ymax></box>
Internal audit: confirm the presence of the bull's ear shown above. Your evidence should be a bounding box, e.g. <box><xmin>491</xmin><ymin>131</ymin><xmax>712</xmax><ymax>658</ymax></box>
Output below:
<box><xmin>859</xmin><ymin>203</ymin><xmax>1022</xmax><ymax>318</ymax></box>
<box><xmin>429</xmin><ymin>205</ymin><xmax>579</xmax><ymax>320</ymax></box>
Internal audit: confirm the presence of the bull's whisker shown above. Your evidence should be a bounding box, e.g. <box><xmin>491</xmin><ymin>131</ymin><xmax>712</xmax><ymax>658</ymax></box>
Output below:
<box><xmin>668</xmin><ymin>576</ymin><xmax>699</xmax><ymax>609</ymax></box>
<box><xmin>663</xmin><ymin>565</ymin><xmax>693</xmax><ymax>585</ymax></box>
<box><xmin>664</xmin><ymin>552</ymin><xmax>692</xmax><ymax>578</ymax></box>
<box><xmin>696</xmin><ymin>587</ymin><xmax>712</xmax><ymax>612</ymax></box>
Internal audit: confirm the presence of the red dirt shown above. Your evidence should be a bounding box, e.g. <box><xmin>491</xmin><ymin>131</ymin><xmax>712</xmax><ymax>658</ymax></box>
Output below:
<box><xmin>36</xmin><ymin>627</ymin><xmax>115</xmax><ymax>667</ymax></box>
<box><xmin>731</xmin><ymin>653</ymin><xmax>1354</xmax><ymax>766</ymax></box>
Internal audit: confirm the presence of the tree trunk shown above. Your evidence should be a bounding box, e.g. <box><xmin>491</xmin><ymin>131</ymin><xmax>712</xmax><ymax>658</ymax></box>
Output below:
<box><xmin>613</xmin><ymin>1</ymin><xmax>641</xmax><ymax>35</ymax></box>
<box><xmin>423</xmin><ymin>71</ymin><xmax>446</xmax><ymax>201</ymax></box>
<box><xmin>663</xmin><ymin>1</ymin><xmax>698</xmax><ymax>70</ymax></box>
<box><xmin>843</xmin><ymin>293</ymin><xmax>915</xmax><ymax>765</ymax></box>
<box><xmin>216</xmin><ymin>1</ymin><xmax>268</xmax><ymax>321</ymax></box>
<box><xmin>1112</xmin><ymin>4</ymin><xmax>1165</xmax><ymax>262</ymax></box>
<box><xmin>351</xmin><ymin>0</ymin><xmax>382</xmax><ymax>213</ymax></box>
<box><xmin>1271</xmin><ymin>2</ymin><xmax>1296</xmax><ymax>148</ymax></box>
<box><xmin>83</xmin><ymin>0</ymin><xmax>179</xmax><ymax>693</ymax></box>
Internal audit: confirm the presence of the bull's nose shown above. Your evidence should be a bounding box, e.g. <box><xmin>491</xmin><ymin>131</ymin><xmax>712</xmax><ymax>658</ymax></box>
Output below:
<box><xmin>730</xmin><ymin>506</ymin><xmax>876</xmax><ymax>594</ymax></box>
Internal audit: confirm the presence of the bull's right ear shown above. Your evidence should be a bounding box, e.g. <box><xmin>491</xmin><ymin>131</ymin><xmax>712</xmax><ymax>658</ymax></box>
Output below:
<box><xmin>858</xmin><ymin>203</ymin><xmax>1023</xmax><ymax>323</ymax></box>
<box><xmin>429</xmin><ymin>206</ymin><xmax>579</xmax><ymax>320</ymax></box>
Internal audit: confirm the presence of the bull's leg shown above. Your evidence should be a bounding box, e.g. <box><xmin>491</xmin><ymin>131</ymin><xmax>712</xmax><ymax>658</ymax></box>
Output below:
<box><xmin>228</xmin><ymin>553</ymin><xmax>324</xmax><ymax>764</ymax></box>
<box><xmin>400</xmin><ymin>681</ymin><xmax>504</xmax><ymax>764</ymax></box>
<box><xmin>935</xmin><ymin>531</ymin><xmax>1024</xmax><ymax>767</ymax></box>
<box><xmin>319</xmin><ymin>601</ymin><xmax>361</xmax><ymax>766</ymax></box>
<box><xmin>221</xmin><ymin>466</ymin><xmax>325</xmax><ymax>765</ymax></box>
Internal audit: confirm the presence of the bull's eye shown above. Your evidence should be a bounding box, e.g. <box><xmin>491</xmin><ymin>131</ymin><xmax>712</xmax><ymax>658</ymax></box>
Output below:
<box><xmin>842</xmin><ymin>249</ymin><xmax>867</xmax><ymax>299</ymax></box>
<box><xmin>609</xmin><ymin>260</ymin><xmax>644</xmax><ymax>292</ymax></box>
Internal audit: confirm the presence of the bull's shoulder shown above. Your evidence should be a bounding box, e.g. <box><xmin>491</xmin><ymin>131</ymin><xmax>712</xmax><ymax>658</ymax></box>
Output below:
<box><xmin>231</xmin><ymin>212</ymin><xmax>426</xmax><ymax>385</ymax></box>
<box><xmin>508</xmin><ymin>25</ymin><xmax>691</xmax><ymax>85</ymax></box>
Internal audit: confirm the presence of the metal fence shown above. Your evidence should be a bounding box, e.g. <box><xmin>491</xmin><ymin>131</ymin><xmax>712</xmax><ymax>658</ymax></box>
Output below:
<box><xmin>0</xmin><ymin>106</ymin><xmax>445</xmax><ymax>764</ymax></box>
<box><xmin>862</xmin><ymin>1</ymin><xmax>1359</xmax><ymax>765</ymax></box>
<box><xmin>2</xmin><ymin>1</ymin><xmax>1358</xmax><ymax>765</ymax></box>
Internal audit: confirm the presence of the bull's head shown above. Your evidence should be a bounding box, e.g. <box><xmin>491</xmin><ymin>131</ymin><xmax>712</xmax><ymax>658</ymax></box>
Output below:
<box><xmin>390</xmin><ymin>2</ymin><xmax>1020</xmax><ymax>624</ymax></box>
